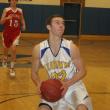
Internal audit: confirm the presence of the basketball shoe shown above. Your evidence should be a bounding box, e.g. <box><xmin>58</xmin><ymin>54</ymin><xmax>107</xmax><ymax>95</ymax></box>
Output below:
<box><xmin>9</xmin><ymin>68</ymin><xmax>16</xmax><ymax>77</ymax></box>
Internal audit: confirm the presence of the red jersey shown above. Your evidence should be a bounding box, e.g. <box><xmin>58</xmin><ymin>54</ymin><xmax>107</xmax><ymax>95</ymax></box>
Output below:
<box><xmin>3</xmin><ymin>7</ymin><xmax>22</xmax><ymax>48</ymax></box>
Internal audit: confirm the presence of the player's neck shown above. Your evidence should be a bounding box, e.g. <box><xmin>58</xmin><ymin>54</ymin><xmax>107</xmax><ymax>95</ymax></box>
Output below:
<box><xmin>48</xmin><ymin>35</ymin><xmax>62</xmax><ymax>49</ymax></box>
<box><xmin>49</xmin><ymin>33</ymin><xmax>62</xmax><ymax>41</ymax></box>
<box><xmin>48</xmin><ymin>37</ymin><xmax>62</xmax><ymax>55</ymax></box>
<box><xmin>49</xmin><ymin>36</ymin><xmax>62</xmax><ymax>44</ymax></box>
<box><xmin>10</xmin><ymin>5</ymin><xmax>17</xmax><ymax>10</ymax></box>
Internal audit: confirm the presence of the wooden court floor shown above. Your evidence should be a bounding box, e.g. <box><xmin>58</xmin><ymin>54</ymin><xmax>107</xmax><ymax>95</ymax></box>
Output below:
<box><xmin>0</xmin><ymin>34</ymin><xmax>110</xmax><ymax>110</ymax></box>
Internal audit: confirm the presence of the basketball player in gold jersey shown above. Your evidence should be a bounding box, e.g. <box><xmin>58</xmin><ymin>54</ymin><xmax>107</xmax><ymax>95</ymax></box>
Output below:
<box><xmin>31</xmin><ymin>14</ymin><xmax>93</xmax><ymax>110</ymax></box>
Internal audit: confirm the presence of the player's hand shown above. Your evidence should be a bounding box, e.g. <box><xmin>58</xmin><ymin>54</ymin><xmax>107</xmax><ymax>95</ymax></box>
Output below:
<box><xmin>7</xmin><ymin>15</ymin><xmax>13</xmax><ymax>20</ymax></box>
<box><xmin>61</xmin><ymin>81</ymin><xmax>69</xmax><ymax>96</ymax></box>
<box><xmin>36</xmin><ymin>81</ymin><xmax>41</xmax><ymax>95</ymax></box>
<box><xmin>36</xmin><ymin>80</ymin><xmax>43</xmax><ymax>97</ymax></box>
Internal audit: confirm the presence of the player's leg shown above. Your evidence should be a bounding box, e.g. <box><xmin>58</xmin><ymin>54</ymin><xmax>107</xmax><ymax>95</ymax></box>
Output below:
<box><xmin>76</xmin><ymin>104</ymin><xmax>88</xmax><ymax>110</ymax></box>
<box><xmin>56</xmin><ymin>98</ymin><xmax>69</xmax><ymax>110</ymax></box>
<box><xmin>11</xmin><ymin>45</ymin><xmax>16</xmax><ymax>63</ymax></box>
<box><xmin>63</xmin><ymin>82</ymin><xmax>93</xmax><ymax>110</ymax></box>
<box><xmin>38</xmin><ymin>103</ymin><xmax>52</xmax><ymax>110</ymax></box>
<box><xmin>2</xmin><ymin>47</ymin><xmax>9</xmax><ymax>67</ymax></box>
<box><xmin>76</xmin><ymin>96</ymin><xmax>93</xmax><ymax>110</ymax></box>
<box><xmin>9</xmin><ymin>44</ymin><xmax>16</xmax><ymax>77</ymax></box>
<box><xmin>9</xmin><ymin>35</ymin><xmax>20</xmax><ymax>77</ymax></box>
<box><xmin>2</xmin><ymin>36</ymin><xmax>9</xmax><ymax>67</ymax></box>
<box><xmin>38</xmin><ymin>98</ymin><xmax>69</xmax><ymax>110</ymax></box>
<box><xmin>71</xmin><ymin>84</ymin><xmax>93</xmax><ymax>110</ymax></box>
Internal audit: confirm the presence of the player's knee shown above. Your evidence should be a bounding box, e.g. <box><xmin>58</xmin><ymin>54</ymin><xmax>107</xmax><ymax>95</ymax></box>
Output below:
<box><xmin>38</xmin><ymin>103</ymin><xmax>52</xmax><ymax>110</ymax></box>
<box><xmin>76</xmin><ymin>104</ymin><xmax>88</xmax><ymax>110</ymax></box>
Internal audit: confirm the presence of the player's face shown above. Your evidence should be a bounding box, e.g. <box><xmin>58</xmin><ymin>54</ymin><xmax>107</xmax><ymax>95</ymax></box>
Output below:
<box><xmin>49</xmin><ymin>17</ymin><xmax>65</xmax><ymax>37</ymax></box>
<box><xmin>10</xmin><ymin>0</ymin><xmax>18</xmax><ymax>6</ymax></box>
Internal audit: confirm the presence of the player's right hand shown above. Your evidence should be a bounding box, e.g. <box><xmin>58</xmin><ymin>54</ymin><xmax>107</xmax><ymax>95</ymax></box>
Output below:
<box><xmin>7</xmin><ymin>15</ymin><xmax>13</xmax><ymax>20</ymax></box>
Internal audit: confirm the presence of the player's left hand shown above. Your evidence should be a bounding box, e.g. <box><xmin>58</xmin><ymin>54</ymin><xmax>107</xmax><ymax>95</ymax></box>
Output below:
<box><xmin>61</xmin><ymin>81</ymin><xmax>70</xmax><ymax>96</ymax></box>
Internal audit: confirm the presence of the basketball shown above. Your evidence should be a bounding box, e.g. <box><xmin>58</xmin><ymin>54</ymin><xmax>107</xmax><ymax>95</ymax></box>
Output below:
<box><xmin>40</xmin><ymin>79</ymin><xmax>63</xmax><ymax>102</ymax></box>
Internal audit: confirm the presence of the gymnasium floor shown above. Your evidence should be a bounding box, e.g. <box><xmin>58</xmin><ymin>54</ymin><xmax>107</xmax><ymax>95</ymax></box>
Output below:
<box><xmin>0</xmin><ymin>34</ymin><xmax>110</xmax><ymax>110</ymax></box>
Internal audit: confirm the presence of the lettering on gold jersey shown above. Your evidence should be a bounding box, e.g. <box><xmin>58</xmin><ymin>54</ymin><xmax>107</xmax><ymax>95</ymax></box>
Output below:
<box><xmin>45</xmin><ymin>60</ymin><xmax>70</xmax><ymax>70</ymax></box>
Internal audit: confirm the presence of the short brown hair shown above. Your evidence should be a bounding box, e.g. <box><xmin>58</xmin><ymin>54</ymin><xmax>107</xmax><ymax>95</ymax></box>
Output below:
<box><xmin>45</xmin><ymin>14</ymin><xmax>64</xmax><ymax>26</ymax></box>
<box><xmin>8</xmin><ymin>0</ymin><xmax>18</xmax><ymax>2</ymax></box>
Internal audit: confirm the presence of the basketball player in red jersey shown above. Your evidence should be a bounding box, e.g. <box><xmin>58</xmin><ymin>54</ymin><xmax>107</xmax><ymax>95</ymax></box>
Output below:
<box><xmin>0</xmin><ymin>0</ymin><xmax>26</xmax><ymax>77</ymax></box>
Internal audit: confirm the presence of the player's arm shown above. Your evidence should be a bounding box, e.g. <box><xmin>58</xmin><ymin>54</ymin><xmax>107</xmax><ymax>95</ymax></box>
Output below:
<box><xmin>31</xmin><ymin>44</ymin><xmax>41</xmax><ymax>87</ymax></box>
<box><xmin>20</xmin><ymin>9</ymin><xmax>26</xmax><ymax>31</ymax></box>
<box><xmin>67</xmin><ymin>41</ymin><xmax>86</xmax><ymax>86</ymax></box>
<box><xmin>0</xmin><ymin>8</ymin><xmax>12</xmax><ymax>24</ymax></box>
<box><xmin>61</xmin><ymin>41</ymin><xmax>86</xmax><ymax>96</ymax></box>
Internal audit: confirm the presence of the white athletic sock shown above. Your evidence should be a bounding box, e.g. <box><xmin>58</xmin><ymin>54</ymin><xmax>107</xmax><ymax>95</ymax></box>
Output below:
<box><xmin>10</xmin><ymin>62</ymin><xmax>15</xmax><ymax>68</ymax></box>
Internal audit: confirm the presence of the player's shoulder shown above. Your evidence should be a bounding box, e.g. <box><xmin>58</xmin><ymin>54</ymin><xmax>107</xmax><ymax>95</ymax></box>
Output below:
<box><xmin>70</xmin><ymin>41</ymin><xmax>79</xmax><ymax>56</ymax></box>
<box><xmin>33</xmin><ymin>43</ymin><xmax>40</xmax><ymax>51</ymax></box>
<box><xmin>17</xmin><ymin>8</ymin><xmax>23</xmax><ymax>13</ymax></box>
<box><xmin>4</xmin><ymin>7</ymin><xmax>11</xmax><ymax>12</ymax></box>
<box><xmin>62</xmin><ymin>38</ymin><xmax>73</xmax><ymax>47</ymax></box>
<box><xmin>40</xmin><ymin>39</ymin><xmax>48</xmax><ymax>47</ymax></box>
<box><xmin>62</xmin><ymin>38</ymin><xmax>73</xmax><ymax>44</ymax></box>
<box><xmin>33</xmin><ymin>40</ymin><xmax>47</xmax><ymax>51</ymax></box>
<box><xmin>63</xmin><ymin>38</ymin><xmax>79</xmax><ymax>51</ymax></box>
<box><xmin>32</xmin><ymin>43</ymin><xmax>40</xmax><ymax>55</ymax></box>
<box><xmin>40</xmin><ymin>39</ymin><xmax>48</xmax><ymax>44</ymax></box>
